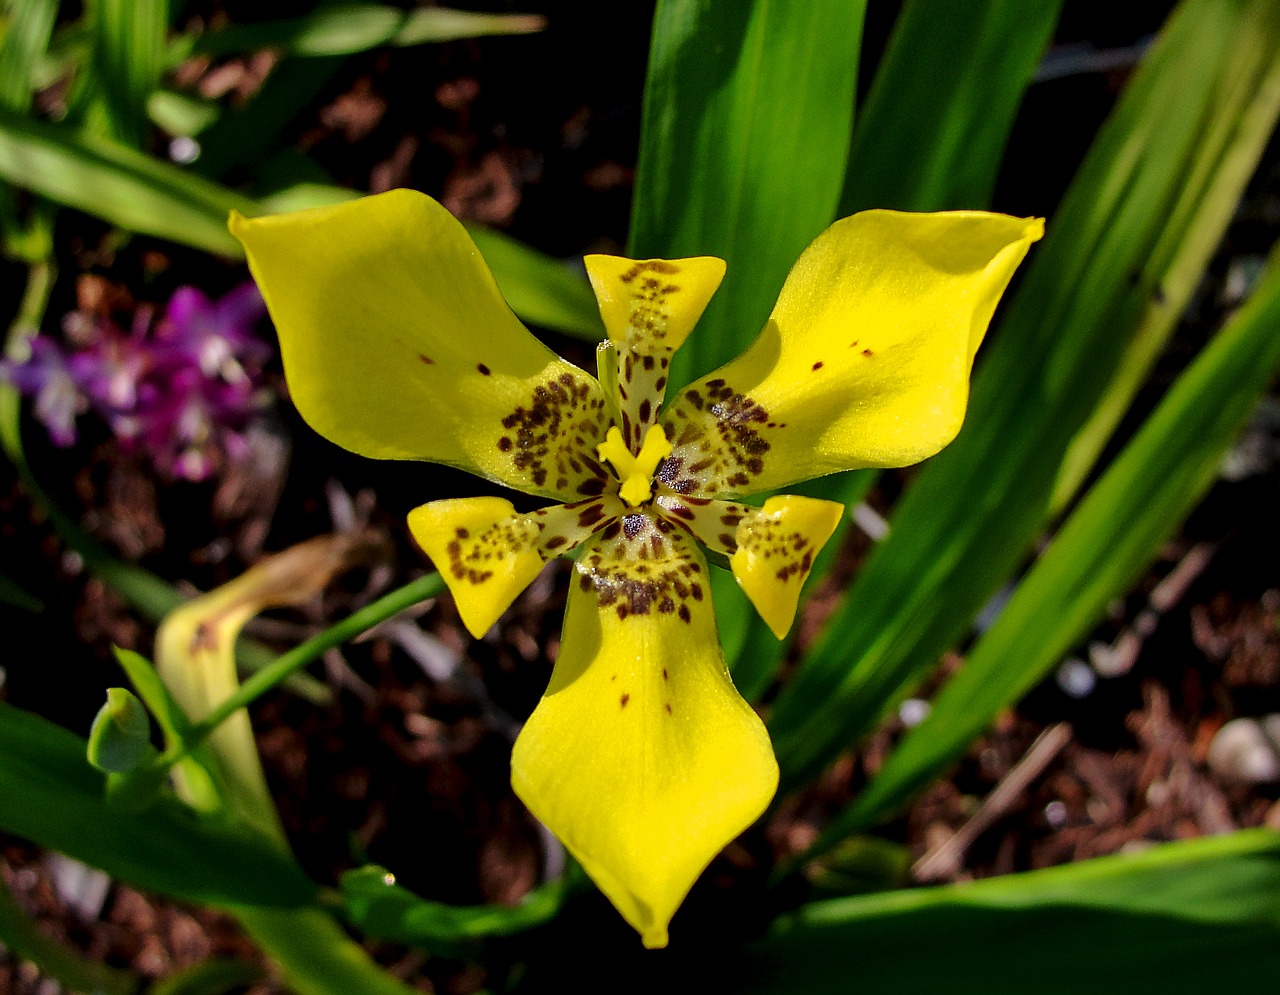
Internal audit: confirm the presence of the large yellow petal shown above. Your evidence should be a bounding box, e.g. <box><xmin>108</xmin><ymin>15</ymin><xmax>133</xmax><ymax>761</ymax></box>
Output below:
<box><xmin>408</xmin><ymin>494</ymin><xmax>624</xmax><ymax>637</ymax></box>
<box><xmin>230</xmin><ymin>190</ymin><xmax>610</xmax><ymax>502</ymax></box>
<box><xmin>661</xmin><ymin>211</ymin><xmax>1044</xmax><ymax>497</ymax></box>
<box><xmin>511</xmin><ymin>516</ymin><xmax>777</xmax><ymax>948</ymax></box>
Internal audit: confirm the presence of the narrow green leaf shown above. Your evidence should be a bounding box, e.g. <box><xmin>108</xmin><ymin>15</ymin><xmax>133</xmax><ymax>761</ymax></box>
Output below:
<box><xmin>840</xmin><ymin>0</ymin><xmax>1063</xmax><ymax>214</ymax></box>
<box><xmin>186</xmin><ymin>4</ymin><xmax>543</xmax><ymax>59</ymax></box>
<box><xmin>90</xmin><ymin>0</ymin><xmax>168</xmax><ymax>147</ymax></box>
<box><xmin>629</xmin><ymin>0</ymin><xmax>866</xmax><ymax>386</ymax></box>
<box><xmin>0</xmin><ymin>104</ymin><xmax>255</xmax><ymax>255</ymax></box>
<box><xmin>465</xmin><ymin>224</ymin><xmax>603</xmax><ymax>340</ymax></box>
<box><xmin>0</xmin><ymin>0</ymin><xmax>58</xmax><ymax>260</ymax></box>
<box><xmin>149</xmin><ymin>959</ymin><xmax>264</xmax><ymax>995</ymax></box>
<box><xmin>741</xmin><ymin>831</ymin><xmax>1280</xmax><ymax>994</ymax></box>
<box><xmin>193</xmin><ymin>56</ymin><xmax>346</xmax><ymax>181</ymax></box>
<box><xmin>87</xmin><ymin>686</ymin><xmax>155</xmax><ymax>774</ymax></box>
<box><xmin>0</xmin><ymin>702</ymin><xmax>317</xmax><ymax>908</ymax></box>
<box><xmin>340</xmin><ymin>865</ymin><xmax>567</xmax><ymax>952</ymax></box>
<box><xmin>147</xmin><ymin>88</ymin><xmax>220</xmax><ymax>137</ymax></box>
<box><xmin>0</xmin><ymin>0</ymin><xmax>57</xmax><ymax>108</ymax></box>
<box><xmin>769</xmin><ymin>0</ymin><xmax>1280</xmax><ymax>788</ymax></box>
<box><xmin>0</xmin><ymin>569</ymin><xmax>41</xmax><ymax>611</ymax></box>
<box><xmin>809</xmin><ymin>244</ymin><xmax>1280</xmax><ymax>854</ymax></box>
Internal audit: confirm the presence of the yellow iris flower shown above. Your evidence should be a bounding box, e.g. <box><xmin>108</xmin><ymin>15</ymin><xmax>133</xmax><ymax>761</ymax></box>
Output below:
<box><xmin>230</xmin><ymin>191</ymin><xmax>1041</xmax><ymax>947</ymax></box>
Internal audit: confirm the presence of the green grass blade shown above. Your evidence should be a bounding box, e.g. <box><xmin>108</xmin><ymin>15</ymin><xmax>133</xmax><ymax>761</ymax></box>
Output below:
<box><xmin>629</xmin><ymin>0</ymin><xmax>866</xmax><ymax>387</ymax></box>
<box><xmin>465</xmin><ymin>225</ymin><xmax>604</xmax><ymax>340</ymax></box>
<box><xmin>0</xmin><ymin>569</ymin><xmax>41</xmax><ymax>611</ymax></box>
<box><xmin>340</xmin><ymin>865</ymin><xmax>568</xmax><ymax>953</ymax></box>
<box><xmin>89</xmin><ymin>0</ymin><xmax>168</xmax><ymax>147</ymax></box>
<box><xmin>186</xmin><ymin>4</ymin><xmax>543</xmax><ymax>59</ymax></box>
<box><xmin>0</xmin><ymin>701</ymin><xmax>317</xmax><ymax>909</ymax></box>
<box><xmin>741</xmin><ymin>831</ymin><xmax>1280</xmax><ymax>994</ymax></box>
<box><xmin>768</xmin><ymin>0</ymin><xmax>1280</xmax><ymax>789</ymax></box>
<box><xmin>840</xmin><ymin>0</ymin><xmax>1063</xmax><ymax>214</ymax></box>
<box><xmin>0</xmin><ymin>104</ymin><xmax>255</xmax><ymax>254</ymax></box>
<box><xmin>0</xmin><ymin>0</ymin><xmax>57</xmax><ymax>107</ymax></box>
<box><xmin>728</xmin><ymin>1</ymin><xmax>1060</xmax><ymax>697</ymax></box>
<box><xmin>807</xmin><ymin>244</ymin><xmax>1280</xmax><ymax>855</ymax></box>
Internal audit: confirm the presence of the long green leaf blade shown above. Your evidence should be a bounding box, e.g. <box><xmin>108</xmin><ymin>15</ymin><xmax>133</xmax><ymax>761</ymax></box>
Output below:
<box><xmin>0</xmin><ymin>702</ymin><xmax>316</xmax><ymax>909</ymax></box>
<box><xmin>809</xmin><ymin>241</ymin><xmax>1280</xmax><ymax>853</ymax></box>
<box><xmin>769</xmin><ymin>0</ymin><xmax>1280</xmax><ymax>787</ymax></box>
<box><xmin>187</xmin><ymin>4</ymin><xmax>543</xmax><ymax>58</ymax></box>
<box><xmin>740</xmin><ymin>831</ymin><xmax>1280</xmax><ymax>994</ymax></box>
<box><xmin>629</xmin><ymin>0</ymin><xmax>866</xmax><ymax>386</ymax></box>
<box><xmin>90</xmin><ymin>0</ymin><xmax>168</xmax><ymax>147</ymax></box>
<box><xmin>0</xmin><ymin>104</ymin><xmax>255</xmax><ymax>254</ymax></box>
<box><xmin>840</xmin><ymin>0</ymin><xmax>1063</xmax><ymax>214</ymax></box>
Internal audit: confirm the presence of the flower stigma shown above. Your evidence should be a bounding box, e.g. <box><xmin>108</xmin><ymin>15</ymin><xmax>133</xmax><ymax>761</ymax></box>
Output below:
<box><xmin>596</xmin><ymin>423</ymin><xmax>673</xmax><ymax>506</ymax></box>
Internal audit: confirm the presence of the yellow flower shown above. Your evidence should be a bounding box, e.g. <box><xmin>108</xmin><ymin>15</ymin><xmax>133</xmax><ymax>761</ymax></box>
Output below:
<box><xmin>230</xmin><ymin>191</ymin><xmax>1041</xmax><ymax>947</ymax></box>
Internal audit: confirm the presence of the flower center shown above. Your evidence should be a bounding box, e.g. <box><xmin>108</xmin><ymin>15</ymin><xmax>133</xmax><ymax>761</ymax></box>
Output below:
<box><xmin>596</xmin><ymin>424</ymin><xmax>672</xmax><ymax>507</ymax></box>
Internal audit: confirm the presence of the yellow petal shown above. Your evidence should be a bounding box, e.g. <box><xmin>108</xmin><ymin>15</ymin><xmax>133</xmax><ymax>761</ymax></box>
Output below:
<box><xmin>584</xmin><ymin>255</ymin><xmax>725</xmax><ymax>356</ymax></box>
<box><xmin>230</xmin><ymin>191</ymin><xmax>611</xmax><ymax>502</ymax></box>
<box><xmin>586</xmin><ymin>255</ymin><xmax>725</xmax><ymax>447</ymax></box>
<box><xmin>408</xmin><ymin>495</ymin><xmax>624</xmax><ymax>638</ymax></box>
<box><xmin>661</xmin><ymin>211</ymin><xmax>1044</xmax><ymax>496</ymax></box>
<box><xmin>511</xmin><ymin>516</ymin><xmax>777</xmax><ymax>948</ymax></box>
<box><xmin>729</xmin><ymin>495</ymin><xmax>843</xmax><ymax>639</ymax></box>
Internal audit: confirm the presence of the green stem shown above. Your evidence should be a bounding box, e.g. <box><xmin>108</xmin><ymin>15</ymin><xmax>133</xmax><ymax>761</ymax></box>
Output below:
<box><xmin>235</xmin><ymin>908</ymin><xmax>424</xmax><ymax>995</ymax></box>
<box><xmin>0</xmin><ymin>871</ymin><xmax>139</xmax><ymax>995</ymax></box>
<box><xmin>160</xmin><ymin>573</ymin><xmax>444</xmax><ymax>769</ymax></box>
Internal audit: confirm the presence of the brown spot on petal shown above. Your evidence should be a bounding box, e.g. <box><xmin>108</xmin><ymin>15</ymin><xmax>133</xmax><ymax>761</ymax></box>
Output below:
<box><xmin>620</xmin><ymin>693</ymin><xmax>630</xmax><ymax>708</ymax></box>
<box><xmin>477</xmin><ymin>363</ymin><xmax>491</xmax><ymax>375</ymax></box>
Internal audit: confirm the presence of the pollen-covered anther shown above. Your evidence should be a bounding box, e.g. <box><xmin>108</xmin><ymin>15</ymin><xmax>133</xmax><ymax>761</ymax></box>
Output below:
<box><xmin>597</xmin><ymin>424</ymin><xmax>672</xmax><ymax>507</ymax></box>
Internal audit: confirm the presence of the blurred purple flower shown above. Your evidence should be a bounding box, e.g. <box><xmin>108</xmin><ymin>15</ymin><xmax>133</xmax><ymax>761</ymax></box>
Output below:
<box><xmin>0</xmin><ymin>338</ymin><xmax>90</xmax><ymax>446</ymax></box>
<box><xmin>0</xmin><ymin>282</ymin><xmax>273</xmax><ymax>480</ymax></box>
<box><xmin>157</xmin><ymin>283</ymin><xmax>270</xmax><ymax>382</ymax></box>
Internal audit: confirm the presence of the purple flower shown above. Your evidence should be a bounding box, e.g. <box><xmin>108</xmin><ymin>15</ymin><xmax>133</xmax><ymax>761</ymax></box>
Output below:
<box><xmin>2</xmin><ymin>282</ymin><xmax>274</xmax><ymax>480</ymax></box>
<box><xmin>157</xmin><ymin>283</ymin><xmax>270</xmax><ymax>382</ymax></box>
<box><xmin>0</xmin><ymin>338</ymin><xmax>90</xmax><ymax>446</ymax></box>
<box><xmin>127</xmin><ymin>367</ymin><xmax>267</xmax><ymax>481</ymax></box>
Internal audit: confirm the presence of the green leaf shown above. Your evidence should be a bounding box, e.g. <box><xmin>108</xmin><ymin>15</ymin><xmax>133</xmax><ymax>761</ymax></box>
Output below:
<box><xmin>629</xmin><ymin>0</ymin><xmax>867</xmax><ymax>386</ymax></box>
<box><xmin>840</xmin><ymin>0</ymin><xmax>1063</xmax><ymax>214</ymax></box>
<box><xmin>340</xmin><ymin>865</ymin><xmax>568</xmax><ymax>953</ymax></box>
<box><xmin>185</xmin><ymin>4</ymin><xmax>543</xmax><ymax>59</ymax></box>
<box><xmin>0</xmin><ymin>104</ymin><xmax>255</xmax><ymax>255</ymax></box>
<box><xmin>769</xmin><ymin>0</ymin><xmax>1280</xmax><ymax>788</ymax></box>
<box><xmin>465</xmin><ymin>224</ymin><xmax>604</xmax><ymax>341</ymax></box>
<box><xmin>149</xmin><ymin>959</ymin><xmax>264</xmax><ymax>995</ymax></box>
<box><xmin>89</xmin><ymin>0</ymin><xmax>168</xmax><ymax>147</ymax></box>
<box><xmin>0</xmin><ymin>0</ymin><xmax>57</xmax><ymax>108</ymax></box>
<box><xmin>87</xmin><ymin>686</ymin><xmax>155</xmax><ymax>774</ymax></box>
<box><xmin>147</xmin><ymin>88</ymin><xmax>220</xmax><ymax>137</ymax></box>
<box><xmin>0</xmin><ymin>569</ymin><xmax>40</xmax><ymax>611</ymax></box>
<box><xmin>0</xmin><ymin>702</ymin><xmax>317</xmax><ymax>909</ymax></box>
<box><xmin>740</xmin><ymin>831</ymin><xmax>1280</xmax><ymax>994</ymax></box>
<box><xmin>809</xmin><ymin>242</ymin><xmax>1280</xmax><ymax>854</ymax></box>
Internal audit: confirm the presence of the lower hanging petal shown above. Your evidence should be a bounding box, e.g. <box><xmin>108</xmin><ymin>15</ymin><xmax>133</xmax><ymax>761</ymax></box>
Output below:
<box><xmin>408</xmin><ymin>495</ymin><xmax>623</xmax><ymax>638</ymax></box>
<box><xmin>511</xmin><ymin>518</ymin><xmax>777</xmax><ymax>948</ymax></box>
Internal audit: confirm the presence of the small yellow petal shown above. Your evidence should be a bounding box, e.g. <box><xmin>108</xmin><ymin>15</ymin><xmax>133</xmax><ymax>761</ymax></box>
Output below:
<box><xmin>511</xmin><ymin>517</ymin><xmax>777</xmax><ymax>948</ymax></box>
<box><xmin>408</xmin><ymin>495</ymin><xmax>623</xmax><ymax>638</ymax></box>
<box><xmin>661</xmin><ymin>211</ymin><xmax>1043</xmax><ymax>496</ymax></box>
<box><xmin>230</xmin><ymin>191</ymin><xmax>610</xmax><ymax>501</ymax></box>
<box><xmin>584</xmin><ymin>255</ymin><xmax>726</xmax><ymax>356</ymax></box>
<box><xmin>729</xmin><ymin>495</ymin><xmax>844</xmax><ymax>639</ymax></box>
